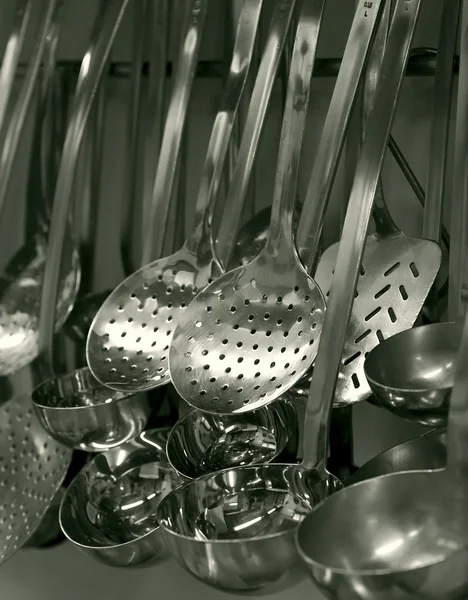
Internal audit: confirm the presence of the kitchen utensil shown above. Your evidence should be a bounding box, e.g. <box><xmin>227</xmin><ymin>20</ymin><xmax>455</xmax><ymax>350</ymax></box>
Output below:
<box><xmin>0</xmin><ymin>0</ymin><xmax>79</xmax><ymax>377</ymax></box>
<box><xmin>31</xmin><ymin>0</ymin><xmax>149</xmax><ymax>453</ymax></box>
<box><xmin>59</xmin><ymin>427</ymin><xmax>182</xmax><ymax>567</ymax></box>
<box><xmin>349</xmin><ymin>428</ymin><xmax>446</xmax><ymax>484</ymax></box>
<box><xmin>303</xmin><ymin>0</ymin><xmax>444</xmax><ymax>409</ymax></box>
<box><xmin>32</xmin><ymin>366</ymin><xmax>151</xmax><ymax>451</ymax></box>
<box><xmin>166</xmin><ymin>399</ymin><xmax>296</xmax><ymax>479</ymax></box>
<box><xmin>364</xmin><ymin>0</ymin><xmax>462</xmax><ymax>425</ymax></box>
<box><xmin>169</xmin><ymin>0</ymin><xmax>382</xmax><ymax>415</ymax></box>
<box><xmin>86</xmin><ymin>0</ymin><xmax>271</xmax><ymax>392</ymax></box>
<box><xmin>155</xmin><ymin>3</ymin><xmax>385</xmax><ymax>592</ymax></box>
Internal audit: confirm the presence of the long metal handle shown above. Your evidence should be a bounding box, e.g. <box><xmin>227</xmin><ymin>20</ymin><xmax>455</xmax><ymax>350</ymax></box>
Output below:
<box><xmin>120</xmin><ymin>0</ymin><xmax>152</xmax><ymax>275</ymax></box>
<box><xmin>0</xmin><ymin>0</ymin><xmax>32</xmax><ymax>137</ymax></box>
<box><xmin>448</xmin><ymin>1</ymin><xmax>468</xmax><ymax>322</ymax></box>
<box><xmin>264</xmin><ymin>0</ymin><xmax>325</xmax><ymax>250</ymax></box>
<box><xmin>187</xmin><ymin>0</ymin><xmax>263</xmax><ymax>253</ymax></box>
<box><xmin>0</xmin><ymin>0</ymin><xmax>61</xmax><ymax>225</ymax></box>
<box><xmin>302</xmin><ymin>0</ymin><xmax>422</xmax><ymax>471</ymax></box>
<box><xmin>142</xmin><ymin>0</ymin><xmax>208</xmax><ymax>265</ymax></box>
<box><xmin>296</xmin><ymin>0</ymin><xmax>384</xmax><ymax>270</ymax></box>
<box><xmin>214</xmin><ymin>0</ymin><xmax>296</xmax><ymax>269</ymax></box>
<box><xmin>39</xmin><ymin>0</ymin><xmax>130</xmax><ymax>367</ymax></box>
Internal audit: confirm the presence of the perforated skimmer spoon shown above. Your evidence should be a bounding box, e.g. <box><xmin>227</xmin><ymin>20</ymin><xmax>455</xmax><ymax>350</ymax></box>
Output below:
<box><xmin>87</xmin><ymin>0</ymin><xmax>290</xmax><ymax>393</ymax></box>
<box><xmin>304</xmin><ymin>2</ymin><xmax>443</xmax><ymax>407</ymax></box>
<box><xmin>169</xmin><ymin>0</ymin><xmax>384</xmax><ymax>415</ymax></box>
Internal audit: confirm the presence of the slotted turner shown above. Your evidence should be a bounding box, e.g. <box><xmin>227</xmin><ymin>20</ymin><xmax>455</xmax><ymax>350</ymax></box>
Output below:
<box><xmin>310</xmin><ymin>2</ymin><xmax>445</xmax><ymax>407</ymax></box>
<box><xmin>86</xmin><ymin>0</ymin><xmax>292</xmax><ymax>393</ymax></box>
<box><xmin>169</xmin><ymin>0</ymin><xmax>385</xmax><ymax>414</ymax></box>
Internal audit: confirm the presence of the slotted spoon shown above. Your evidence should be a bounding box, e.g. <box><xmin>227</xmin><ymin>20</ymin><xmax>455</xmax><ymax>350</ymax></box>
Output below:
<box><xmin>169</xmin><ymin>0</ymin><xmax>384</xmax><ymax>415</ymax></box>
<box><xmin>301</xmin><ymin>5</ymin><xmax>442</xmax><ymax>407</ymax></box>
<box><xmin>86</xmin><ymin>0</ymin><xmax>289</xmax><ymax>393</ymax></box>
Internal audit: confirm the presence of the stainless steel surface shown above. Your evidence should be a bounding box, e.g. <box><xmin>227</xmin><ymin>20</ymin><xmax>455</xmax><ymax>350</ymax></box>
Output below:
<box><xmin>31</xmin><ymin>366</ymin><xmax>151</xmax><ymax>451</ymax></box>
<box><xmin>157</xmin><ymin>463</ymin><xmax>338</xmax><ymax>593</ymax></box>
<box><xmin>169</xmin><ymin>0</ymin><xmax>325</xmax><ymax>414</ymax></box>
<box><xmin>0</xmin><ymin>0</ymin><xmax>79</xmax><ymax>377</ymax></box>
<box><xmin>365</xmin><ymin>322</ymin><xmax>459</xmax><ymax>426</ymax></box>
<box><xmin>166</xmin><ymin>400</ymin><xmax>296</xmax><ymax>479</ymax></box>
<box><xmin>141</xmin><ymin>0</ymin><xmax>207</xmax><ymax>264</ymax></box>
<box><xmin>296</xmin><ymin>5</ymin><xmax>468</xmax><ymax>598</ymax></box>
<box><xmin>311</xmin><ymin>0</ymin><xmax>441</xmax><ymax>408</ymax></box>
<box><xmin>59</xmin><ymin>428</ymin><xmax>182</xmax><ymax>567</ymax></box>
<box><xmin>349</xmin><ymin>428</ymin><xmax>446</xmax><ymax>484</ymax></box>
<box><xmin>86</xmin><ymin>0</ymin><xmax>263</xmax><ymax>392</ymax></box>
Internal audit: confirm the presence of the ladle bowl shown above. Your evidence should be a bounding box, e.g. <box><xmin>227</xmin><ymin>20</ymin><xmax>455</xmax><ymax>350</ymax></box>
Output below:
<box><xmin>157</xmin><ymin>463</ymin><xmax>341</xmax><ymax>593</ymax></box>
<box><xmin>365</xmin><ymin>322</ymin><xmax>459</xmax><ymax>426</ymax></box>
<box><xmin>59</xmin><ymin>427</ymin><xmax>183</xmax><ymax>567</ymax></box>
<box><xmin>349</xmin><ymin>428</ymin><xmax>446</xmax><ymax>484</ymax></box>
<box><xmin>31</xmin><ymin>366</ymin><xmax>151</xmax><ymax>451</ymax></box>
<box><xmin>297</xmin><ymin>469</ymin><xmax>468</xmax><ymax>599</ymax></box>
<box><xmin>166</xmin><ymin>399</ymin><xmax>297</xmax><ymax>480</ymax></box>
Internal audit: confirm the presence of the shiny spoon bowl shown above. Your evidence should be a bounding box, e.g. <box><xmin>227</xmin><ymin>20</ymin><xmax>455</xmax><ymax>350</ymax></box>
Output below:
<box><xmin>365</xmin><ymin>322</ymin><xmax>459</xmax><ymax>427</ymax></box>
<box><xmin>166</xmin><ymin>399</ymin><xmax>297</xmax><ymax>480</ymax></box>
<box><xmin>59</xmin><ymin>427</ymin><xmax>182</xmax><ymax>567</ymax></box>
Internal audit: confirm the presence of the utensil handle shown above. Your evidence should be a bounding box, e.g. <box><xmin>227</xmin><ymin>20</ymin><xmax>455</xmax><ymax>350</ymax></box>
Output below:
<box><xmin>296</xmin><ymin>0</ymin><xmax>384</xmax><ymax>270</ymax></box>
<box><xmin>264</xmin><ymin>0</ymin><xmax>325</xmax><ymax>250</ymax></box>
<box><xmin>449</xmin><ymin>0</ymin><xmax>468</xmax><ymax>322</ymax></box>
<box><xmin>0</xmin><ymin>0</ymin><xmax>60</xmax><ymax>226</ymax></box>
<box><xmin>187</xmin><ymin>0</ymin><xmax>263</xmax><ymax>254</ymax></box>
<box><xmin>0</xmin><ymin>0</ymin><xmax>32</xmax><ymax>138</ymax></box>
<box><xmin>362</xmin><ymin>0</ymin><xmax>400</xmax><ymax>239</ymax></box>
<box><xmin>39</xmin><ymin>0</ymin><xmax>130</xmax><ymax>367</ymax></box>
<box><xmin>142</xmin><ymin>0</ymin><xmax>208</xmax><ymax>265</ymax></box>
<box><xmin>214</xmin><ymin>0</ymin><xmax>296</xmax><ymax>270</ymax></box>
<box><xmin>302</xmin><ymin>0</ymin><xmax>422</xmax><ymax>472</ymax></box>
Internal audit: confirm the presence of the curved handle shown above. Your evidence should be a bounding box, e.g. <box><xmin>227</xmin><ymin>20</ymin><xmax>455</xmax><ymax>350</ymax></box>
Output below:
<box><xmin>214</xmin><ymin>0</ymin><xmax>296</xmax><ymax>269</ymax></box>
<box><xmin>142</xmin><ymin>0</ymin><xmax>208</xmax><ymax>265</ymax></box>
<box><xmin>296</xmin><ymin>0</ymin><xmax>384</xmax><ymax>271</ymax></box>
<box><xmin>0</xmin><ymin>0</ymin><xmax>32</xmax><ymax>138</ymax></box>
<box><xmin>39</xmin><ymin>0</ymin><xmax>130</xmax><ymax>368</ymax></box>
<box><xmin>187</xmin><ymin>0</ymin><xmax>263</xmax><ymax>254</ymax></box>
<box><xmin>0</xmin><ymin>0</ymin><xmax>61</xmax><ymax>226</ymax></box>
<box><xmin>302</xmin><ymin>0</ymin><xmax>422</xmax><ymax>472</ymax></box>
<box><xmin>264</xmin><ymin>0</ymin><xmax>325</xmax><ymax>251</ymax></box>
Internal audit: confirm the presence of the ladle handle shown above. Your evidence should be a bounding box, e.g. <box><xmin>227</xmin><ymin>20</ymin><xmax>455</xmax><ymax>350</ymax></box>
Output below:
<box><xmin>263</xmin><ymin>0</ymin><xmax>325</xmax><ymax>251</ymax></box>
<box><xmin>187</xmin><ymin>0</ymin><xmax>263</xmax><ymax>255</ymax></box>
<box><xmin>295</xmin><ymin>0</ymin><xmax>384</xmax><ymax>271</ymax></box>
<box><xmin>39</xmin><ymin>0</ymin><xmax>130</xmax><ymax>369</ymax></box>
<box><xmin>0</xmin><ymin>0</ymin><xmax>60</xmax><ymax>226</ymax></box>
<box><xmin>214</xmin><ymin>0</ymin><xmax>296</xmax><ymax>270</ymax></box>
<box><xmin>142</xmin><ymin>0</ymin><xmax>208</xmax><ymax>265</ymax></box>
<box><xmin>302</xmin><ymin>0</ymin><xmax>422</xmax><ymax>472</ymax></box>
<box><xmin>448</xmin><ymin>0</ymin><xmax>468</xmax><ymax>322</ymax></box>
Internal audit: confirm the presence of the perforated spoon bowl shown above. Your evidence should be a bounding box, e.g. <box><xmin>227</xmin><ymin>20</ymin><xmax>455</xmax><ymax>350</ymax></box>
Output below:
<box><xmin>87</xmin><ymin>0</ymin><xmax>288</xmax><ymax>393</ymax></box>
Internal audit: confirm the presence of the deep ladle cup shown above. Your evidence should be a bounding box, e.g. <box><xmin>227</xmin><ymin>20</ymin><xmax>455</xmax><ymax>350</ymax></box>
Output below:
<box><xmin>156</xmin><ymin>2</ymin><xmax>384</xmax><ymax>592</ymax></box>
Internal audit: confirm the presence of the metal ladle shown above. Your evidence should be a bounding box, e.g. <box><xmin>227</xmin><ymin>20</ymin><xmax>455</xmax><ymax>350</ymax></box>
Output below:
<box><xmin>87</xmin><ymin>0</ymin><xmax>286</xmax><ymax>393</ymax></box>
<box><xmin>155</xmin><ymin>3</ymin><xmax>383</xmax><ymax>592</ymax></box>
<box><xmin>364</xmin><ymin>0</ymin><xmax>462</xmax><ymax>426</ymax></box>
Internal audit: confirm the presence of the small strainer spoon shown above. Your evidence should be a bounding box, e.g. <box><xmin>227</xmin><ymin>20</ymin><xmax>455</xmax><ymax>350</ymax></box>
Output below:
<box><xmin>168</xmin><ymin>0</ymin><xmax>384</xmax><ymax>415</ymax></box>
<box><xmin>86</xmin><ymin>0</ymin><xmax>286</xmax><ymax>393</ymax></box>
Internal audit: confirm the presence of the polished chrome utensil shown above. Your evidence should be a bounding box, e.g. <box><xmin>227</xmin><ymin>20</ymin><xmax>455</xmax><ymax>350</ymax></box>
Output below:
<box><xmin>31</xmin><ymin>0</ymin><xmax>149</xmax><ymax>453</ymax></box>
<box><xmin>59</xmin><ymin>428</ymin><xmax>182</xmax><ymax>567</ymax></box>
<box><xmin>155</xmin><ymin>4</ymin><xmax>385</xmax><ymax>591</ymax></box>
<box><xmin>306</xmin><ymin>0</ymin><xmax>444</xmax><ymax>408</ymax></box>
<box><xmin>0</xmin><ymin>0</ymin><xmax>79</xmax><ymax>377</ymax></box>
<box><xmin>87</xmin><ymin>0</ymin><xmax>267</xmax><ymax>392</ymax></box>
<box><xmin>364</xmin><ymin>0</ymin><xmax>462</xmax><ymax>426</ymax></box>
<box><xmin>169</xmin><ymin>0</ymin><xmax>383</xmax><ymax>415</ymax></box>
<box><xmin>166</xmin><ymin>400</ymin><xmax>296</xmax><ymax>479</ymax></box>
<box><xmin>349</xmin><ymin>428</ymin><xmax>445</xmax><ymax>484</ymax></box>
<box><xmin>32</xmin><ymin>366</ymin><xmax>150</xmax><ymax>451</ymax></box>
